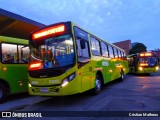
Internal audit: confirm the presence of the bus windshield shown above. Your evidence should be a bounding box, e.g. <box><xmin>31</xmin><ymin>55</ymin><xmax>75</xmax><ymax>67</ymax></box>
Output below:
<box><xmin>139</xmin><ymin>56</ymin><xmax>157</xmax><ymax>67</ymax></box>
<box><xmin>30</xmin><ymin>34</ymin><xmax>75</xmax><ymax>69</ymax></box>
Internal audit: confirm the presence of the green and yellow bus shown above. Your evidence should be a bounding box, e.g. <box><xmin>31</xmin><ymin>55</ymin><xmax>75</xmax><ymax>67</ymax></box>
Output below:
<box><xmin>128</xmin><ymin>52</ymin><xmax>159</xmax><ymax>75</ymax></box>
<box><xmin>28</xmin><ymin>21</ymin><xmax>128</xmax><ymax>96</ymax></box>
<box><xmin>0</xmin><ymin>36</ymin><xmax>29</xmax><ymax>103</ymax></box>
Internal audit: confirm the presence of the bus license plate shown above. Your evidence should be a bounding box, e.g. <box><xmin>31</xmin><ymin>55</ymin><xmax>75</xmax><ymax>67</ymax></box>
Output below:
<box><xmin>40</xmin><ymin>88</ymin><xmax>48</xmax><ymax>93</ymax></box>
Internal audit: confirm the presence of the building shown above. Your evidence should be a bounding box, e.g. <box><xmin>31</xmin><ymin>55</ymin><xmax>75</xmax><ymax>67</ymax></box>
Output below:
<box><xmin>0</xmin><ymin>8</ymin><xmax>45</xmax><ymax>39</ymax></box>
<box><xmin>113</xmin><ymin>40</ymin><xmax>131</xmax><ymax>55</ymax></box>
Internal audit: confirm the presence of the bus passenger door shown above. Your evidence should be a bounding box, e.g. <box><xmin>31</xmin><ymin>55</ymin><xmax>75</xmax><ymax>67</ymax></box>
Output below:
<box><xmin>74</xmin><ymin>26</ymin><xmax>92</xmax><ymax>92</ymax></box>
<box><xmin>76</xmin><ymin>38</ymin><xmax>91</xmax><ymax>92</ymax></box>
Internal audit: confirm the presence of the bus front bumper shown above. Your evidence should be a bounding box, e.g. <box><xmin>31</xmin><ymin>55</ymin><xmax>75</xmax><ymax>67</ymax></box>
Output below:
<box><xmin>28</xmin><ymin>80</ymin><xmax>80</xmax><ymax>96</ymax></box>
<box><xmin>138</xmin><ymin>67</ymin><xmax>159</xmax><ymax>73</ymax></box>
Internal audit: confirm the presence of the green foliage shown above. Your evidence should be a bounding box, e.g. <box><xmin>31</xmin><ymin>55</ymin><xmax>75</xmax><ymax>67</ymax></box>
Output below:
<box><xmin>129</xmin><ymin>43</ymin><xmax>147</xmax><ymax>55</ymax></box>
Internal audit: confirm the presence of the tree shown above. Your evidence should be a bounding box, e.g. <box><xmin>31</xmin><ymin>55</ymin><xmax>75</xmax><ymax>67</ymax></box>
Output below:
<box><xmin>129</xmin><ymin>43</ymin><xmax>147</xmax><ymax>55</ymax></box>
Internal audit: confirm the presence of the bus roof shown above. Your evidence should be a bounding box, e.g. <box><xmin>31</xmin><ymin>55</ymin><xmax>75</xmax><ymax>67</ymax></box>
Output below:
<box><xmin>71</xmin><ymin>22</ymin><xmax>125</xmax><ymax>52</ymax></box>
<box><xmin>31</xmin><ymin>21</ymin><xmax>125</xmax><ymax>52</ymax></box>
<box><xmin>0</xmin><ymin>36</ymin><xmax>28</xmax><ymax>44</ymax></box>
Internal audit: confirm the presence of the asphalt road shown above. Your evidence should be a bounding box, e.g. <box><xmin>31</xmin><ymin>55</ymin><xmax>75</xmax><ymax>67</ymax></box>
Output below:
<box><xmin>1</xmin><ymin>71</ymin><xmax>160</xmax><ymax>120</ymax></box>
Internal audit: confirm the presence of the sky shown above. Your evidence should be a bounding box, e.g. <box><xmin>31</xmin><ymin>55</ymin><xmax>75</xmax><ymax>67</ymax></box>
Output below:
<box><xmin>0</xmin><ymin>0</ymin><xmax>160</xmax><ymax>50</ymax></box>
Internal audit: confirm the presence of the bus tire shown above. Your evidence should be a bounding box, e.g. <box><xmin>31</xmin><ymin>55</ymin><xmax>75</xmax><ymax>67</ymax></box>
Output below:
<box><xmin>92</xmin><ymin>74</ymin><xmax>102</xmax><ymax>95</ymax></box>
<box><xmin>0</xmin><ymin>84</ymin><xmax>7</xmax><ymax>103</ymax></box>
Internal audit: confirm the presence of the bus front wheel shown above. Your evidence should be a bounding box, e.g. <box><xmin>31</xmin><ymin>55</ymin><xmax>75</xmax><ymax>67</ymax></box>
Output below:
<box><xmin>92</xmin><ymin>74</ymin><xmax>102</xmax><ymax>95</ymax></box>
<box><xmin>0</xmin><ymin>84</ymin><xmax>7</xmax><ymax>103</ymax></box>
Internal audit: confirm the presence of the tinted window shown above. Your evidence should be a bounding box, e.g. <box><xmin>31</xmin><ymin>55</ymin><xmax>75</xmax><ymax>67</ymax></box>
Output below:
<box><xmin>76</xmin><ymin>39</ymin><xmax>90</xmax><ymax>58</ymax></box>
<box><xmin>74</xmin><ymin>27</ymin><xmax>88</xmax><ymax>41</ymax></box>
<box><xmin>18</xmin><ymin>45</ymin><xmax>30</xmax><ymax>63</ymax></box>
<box><xmin>2</xmin><ymin>43</ymin><xmax>17</xmax><ymax>63</ymax></box>
<box><xmin>108</xmin><ymin>45</ymin><xmax>114</xmax><ymax>58</ymax></box>
<box><xmin>122</xmin><ymin>52</ymin><xmax>124</xmax><ymax>57</ymax></box>
<box><xmin>117</xmin><ymin>50</ymin><xmax>121</xmax><ymax>58</ymax></box>
<box><xmin>113</xmin><ymin>48</ymin><xmax>118</xmax><ymax>58</ymax></box>
<box><xmin>1</xmin><ymin>43</ymin><xmax>29</xmax><ymax>64</ymax></box>
<box><xmin>90</xmin><ymin>36</ymin><xmax>101</xmax><ymax>56</ymax></box>
<box><xmin>100</xmin><ymin>42</ymin><xmax>109</xmax><ymax>57</ymax></box>
<box><xmin>124</xmin><ymin>52</ymin><xmax>126</xmax><ymax>57</ymax></box>
<box><xmin>139</xmin><ymin>57</ymin><xmax>157</xmax><ymax>67</ymax></box>
<box><xmin>119</xmin><ymin>51</ymin><xmax>122</xmax><ymax>58</ymax></box>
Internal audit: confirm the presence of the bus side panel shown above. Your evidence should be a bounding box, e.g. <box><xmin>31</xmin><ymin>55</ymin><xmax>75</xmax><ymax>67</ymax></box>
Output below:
<box><xmin>108</xmin><ymin>59</ymin><xmax>117</xmax><ymax>81</ymax></box>
<box><xmin>81</xmin><ymin>75</ymin><xmax>91</xmax><ymax>92</ymax></box>
<box><xmin>88</xmin><ymin>57</ymin><xmax>103</xmax><ymax>88</ymax></box>
<box><xmin>112</xmin><ymin>59</ymin><xmax>120</xmax><ymax>80</ymax></box>
<box><xmin>78</xmin><ymin>56</ymin><xmax>106</xmax><ymax>92</ymax></box>
<box><xmin>90</xmin><ymin>56</ymin><xmax>113</xmax><ymax>86</ymax></box>
<box><xmin>0</xmin><ymin>64</ymin><xmax>28</xmax><ymax>94</ymax></box>
<box><xmin>123</xmin><ymin>60</ymin><xmax>129</xmax><ymax>75</ymax></box>
<box><xmin>113</xmin><ymin>58</ymin><xmax>128</xmax><ymax>79</ymax></box>
<box><xmin>109</xmin><ymin>58</ymin><xmax>128</xmax><ymax>81</ymax></box>
<box><xmin>100</xmin><ymin>58</ymin><xmax>111</xmax><ymax>84</ymax></box>
<box><xmin>79</xmin><ymin>61</ymin><xmax>95</xmax><ymax>92</ymax></box>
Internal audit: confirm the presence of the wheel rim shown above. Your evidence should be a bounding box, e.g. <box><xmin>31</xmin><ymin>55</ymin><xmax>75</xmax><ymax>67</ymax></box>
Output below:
<box><xmin>96</xmin><ymin>78</ymin><xmax>101</xmax><ymax>91</ymax></box>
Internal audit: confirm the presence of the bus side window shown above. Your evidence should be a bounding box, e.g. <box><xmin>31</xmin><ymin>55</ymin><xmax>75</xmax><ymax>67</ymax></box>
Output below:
<box><xmin>90</xmin><ymin>36</ymin><xmax>101</xmax><ymax>56</ymax></box>
<box><xmin>1</xmin><ymin>43</ymin><xmax>17</xmax><ymax>64</ymax></box>
<box><xmin>119</xmin><ymin>51</ymin><xmax>122</xmax><ymax>58</ymax></box>
<box><xmin>100</xmin><ymin>41</ymin><xmax>109</xmax><ymax>57</ymax></box>
<box><xmin>74</xmin><ymin>26</ymin><xmax>90</xmax><ymax>59</ymax></box>
<box><xmin>122</xmin><ymin>52</ymin><xmax>126</xmax><ymax>59</ymax></box>
<box><xmin>76</xmin><ymin>38</ymin><xmax>90</xmax><ymax>58</ymax></box>
<box><xmin>76</xmin><ymin>38</ymin><xmax>82</xmax><ymax>57</ymax></box>
<box><xmin>19</xmin><ymin>45</ymin><xmax>30</xmax><ymax>63</ymax></box>
<box><xmin>116</xmin><ymin>50</ymin><xmax>119</xmax><ymax>58</ymax></box>
<box><xmin>113</xmin><ymin>48</ymin><xmax>118</xmax><ymax>58</ymax></box>
<box><xmin>118</xmin><ymin>50</ymin><xmax>121</xmax><ymax>58</ymax></box>
<box><xmin>108</xmin><ymin>45</ymin><xmax>114</xmax><ymax>58</ymax></box>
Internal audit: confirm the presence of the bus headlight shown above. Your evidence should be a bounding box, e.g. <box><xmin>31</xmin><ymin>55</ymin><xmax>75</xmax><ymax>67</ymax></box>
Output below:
<box><xmin>61</xmin><ymin>72</ymin><xmax>76</xmax><ymax>87</ymax></box>
<box><xmin>139</xmin><ymin>67</ymin><xmax>143</xmax><ymax>71</ymax></box>
<box><xmin>28</xmin><ymin>83</ymin><xmax>32</xmax><ymax>87</ymax></box>
<box><xmin>61</xmin><ymin>79</ymin><xmax>69</xmax><ymax>87</ymax></box>
<box><xmin>68</xmin><ymin>73</ymin><xmax>76</xmax><ymax>81</ymax></box>
<box><xmin>155</xmin><ymin>66</ymin><xmax>159</xmax><ymax>71</ymax></box>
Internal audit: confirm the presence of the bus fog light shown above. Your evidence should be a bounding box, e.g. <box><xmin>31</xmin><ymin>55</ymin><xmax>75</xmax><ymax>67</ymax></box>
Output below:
<box><xmin>28</xmin><ymin>83</ymin><xmax>32</xmax><ymax>87</ymax></box>
<box><xmin>155</xmin><ymin>66</ymin><xmax>159</xmax><ymax>70</ymax></box>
